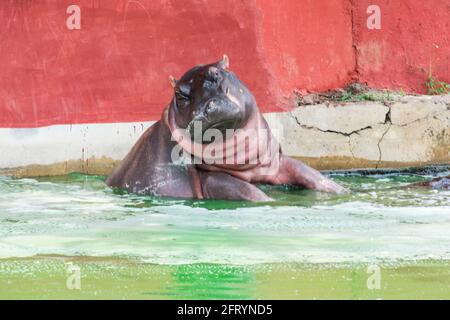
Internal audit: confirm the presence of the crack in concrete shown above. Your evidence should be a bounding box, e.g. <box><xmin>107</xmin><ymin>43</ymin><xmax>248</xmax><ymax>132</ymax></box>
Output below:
<box><xmin>375</xmin><ymin>106</ymin><xmax>392</xmax><ymax>168</ymax></box>
<box><xmin>375</xmin><ymin>123</ymin><xmax>392</xmax><ymax>168</ymax></box>
<box><xmin>289</xmin><ymin>102</ymin><xmax>448</xmax><ymax>168</ymax></box>
<box><xmin>290</xmin><ymin>105</ymin><xmax>393</xmax><ymax>164</ymax></box>
<box><xmin>290</xmin><ymin>112</ymin><xmax>373</xmax><ymax>137</ymax></box>
<box><xmin>391</xmin><ymin>109</ymin><xmax>449</xmax><ymax>127</ymax></box>
<box><xmin>384</xmin><ymin>105</ymin><xmax>392</xmax><ymax>123</ymax></box>
<box><xmin>374</xmin><ymin>105</ymin><xmax>449</xmax><ymax>167</ymax></box>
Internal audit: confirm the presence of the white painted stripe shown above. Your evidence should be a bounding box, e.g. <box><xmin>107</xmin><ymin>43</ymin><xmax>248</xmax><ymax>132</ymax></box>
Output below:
<box><xmin>1</xmin><ymin>96</ymin><xmax>449</xmax><ymax>171</ymax></box>
<box><xmin>0</xmin><ymin>121</ymin><xmax>155</xmax><ymax>168</ymax></box>
<box><xmin>0</xmin><ymin>113</ymin><xmax>282</xmax><ymax>169</ymax></box>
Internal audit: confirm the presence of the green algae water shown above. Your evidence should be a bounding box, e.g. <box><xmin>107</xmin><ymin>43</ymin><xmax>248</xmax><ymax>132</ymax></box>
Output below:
<box><xmin>0</xmin><ymin>167</ymin><xmax>449</xmax><ymax>299</ymax></box>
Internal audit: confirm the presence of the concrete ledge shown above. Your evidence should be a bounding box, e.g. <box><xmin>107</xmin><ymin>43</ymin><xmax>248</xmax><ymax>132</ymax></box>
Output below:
<box><xmin>0</xmin><ymin>95</ymin><xmax>449</xmax><ymax>177</ymax></box>
<box><xmin>0</xmin><ymin>122</ymin><xmax>154</xmax><ymax>177</ymax></box>
<box><xmin>265</xmin><ymin>94</ymin><xmax>450</xmax><ymax>170</ymax></box>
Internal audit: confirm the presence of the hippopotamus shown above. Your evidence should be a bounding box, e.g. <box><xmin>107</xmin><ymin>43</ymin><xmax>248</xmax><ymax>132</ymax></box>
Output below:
<box><xmin>407</xmin><ymin>175</ymin><xmax>450</xmax><ymax>190</ymax></box>
<box><xmin>106</xmin><ymin>55</ymin><xmax>347</xmax><ymax>201</ymax></box>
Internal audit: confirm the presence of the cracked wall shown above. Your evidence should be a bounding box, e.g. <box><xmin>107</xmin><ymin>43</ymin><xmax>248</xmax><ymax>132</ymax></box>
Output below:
<box><xmin>1</xmin><ymin>95</ymin><xmax>448</xmax><ymax>177</ymax></box>
<box><xmin>264</xmin><ymin>95</ymin><xmax>450</xmax><ymax>170</ymax></box>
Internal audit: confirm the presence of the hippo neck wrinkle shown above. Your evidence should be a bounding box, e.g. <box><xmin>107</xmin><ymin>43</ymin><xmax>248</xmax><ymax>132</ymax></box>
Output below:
<box><xmin>164</xmin><ymin>103</ymin><xmax>273</xmax><ymax>169</ymax></box>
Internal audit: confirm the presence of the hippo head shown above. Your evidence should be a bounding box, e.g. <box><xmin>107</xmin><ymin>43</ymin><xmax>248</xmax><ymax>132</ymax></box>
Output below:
<box><xmin>169</xmin><ymin>55</ymin><xmax>254</xmax><ymax>143</ymax></box>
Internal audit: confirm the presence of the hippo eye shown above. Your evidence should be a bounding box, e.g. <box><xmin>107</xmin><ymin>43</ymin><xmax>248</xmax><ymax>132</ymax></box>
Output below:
<box><xmin>175</xmin><ymin>84</ymin><xmax>191</xmax><ymax>101</ymax></box>
<box><xmin>176</xmin><ymin>90</ymin><xmax>190</xmax><ymax>100</ymax></box>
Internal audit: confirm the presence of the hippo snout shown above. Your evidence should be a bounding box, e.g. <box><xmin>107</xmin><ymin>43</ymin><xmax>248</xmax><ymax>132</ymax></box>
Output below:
<box><xmin>204</xmin><ymin>98</ymin><xmax>242</xmax><ymax>129</ymax></box>
<box><xmin>187</xmin><ymin>98</ymin><xmax>243</xmax><ymax>142</ymax></box>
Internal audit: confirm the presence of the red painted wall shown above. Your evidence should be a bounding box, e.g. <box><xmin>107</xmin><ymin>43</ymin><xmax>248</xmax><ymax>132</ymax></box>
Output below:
<box><xmin>0</xmin><ymin>0</ymin><xmax>448</xmax><ymax>128</ymax></box>
<box><xmin>353</xmin><ymin>0</ymin><xmax>450</xmax><ymax>92</ymax></box>
<box><xmin>0</xmin><ymin>0</ymin><xmax>354</xmax><ymax>127</ymax></box>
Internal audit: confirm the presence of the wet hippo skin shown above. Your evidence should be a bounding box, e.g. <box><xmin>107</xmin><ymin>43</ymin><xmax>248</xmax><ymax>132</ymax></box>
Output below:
<box><xmin>407</xmin><ymin>175</ymin><xmax>450</xmax><ymax>190</ymax></box>
<box><xmin>106</xmin><ymin>56</ymin><xmax>347</xmax><ymax>201</ymax></box>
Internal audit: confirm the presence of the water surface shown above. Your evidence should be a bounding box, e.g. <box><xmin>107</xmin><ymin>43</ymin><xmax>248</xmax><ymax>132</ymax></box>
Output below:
<box><xmin>0</xmin><ymin>167</ymin><xmax>449</xmax><ymax>299</ymax></box>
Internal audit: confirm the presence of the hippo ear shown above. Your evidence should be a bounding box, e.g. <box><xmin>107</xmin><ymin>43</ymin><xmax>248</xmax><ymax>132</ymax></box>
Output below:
<box><xmin>169</xmin><ymin>75</ymin><xmax>178</xmax><ymax>89</ymax></box>
<box><xmin>217</xmin><ymin>54</ymin><xmax>229</xmax><ymax>70</ymax></box>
